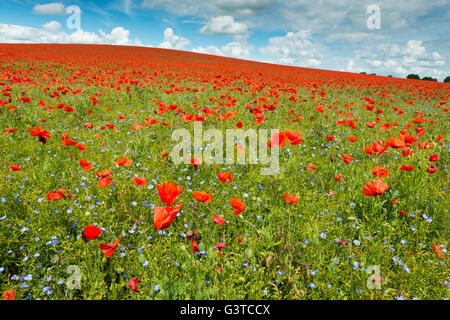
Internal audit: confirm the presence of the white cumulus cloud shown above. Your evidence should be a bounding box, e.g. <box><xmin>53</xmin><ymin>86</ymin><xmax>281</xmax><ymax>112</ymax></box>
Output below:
<box><xmin>259</xmin><ymin>30</ymin><xmax>322</xmax><ymax>67</ymax></box>
<box><xmin>32</xmin><ymin>2</ymin><xmax>66</xmax><ymax>15</ymax></box>
<box><xmin>158</xmin><ymin>28</ymin><xmax>190</xmax><ymax>50</ymax></box>
<box><xmin>0</xmin><ymin>22</ymin><xmax>137</xmax><ymax>46</ymax></box>
<box><xmin>200</xmin><ymin>16</ymin><xmax>248</xmax><ymax>37</ymax></box>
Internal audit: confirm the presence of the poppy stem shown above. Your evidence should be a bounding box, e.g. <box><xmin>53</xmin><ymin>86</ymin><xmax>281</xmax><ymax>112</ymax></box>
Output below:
<box><xmin>287</xmin><ymin>208</ymin><xmax>292</xmax><ymax>283</ymax></box>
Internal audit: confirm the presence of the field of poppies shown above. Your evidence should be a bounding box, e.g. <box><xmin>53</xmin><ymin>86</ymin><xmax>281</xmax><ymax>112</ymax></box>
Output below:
<box><xmin>0</xmin><ymin>44</ymin><xmax>448</xmax><ymax>300</ymax></box>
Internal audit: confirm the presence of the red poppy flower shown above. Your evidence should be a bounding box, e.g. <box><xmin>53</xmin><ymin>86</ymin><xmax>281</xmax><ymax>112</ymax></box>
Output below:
<box><xmin>427</xmin><ymin>164</ymin><xmax>436</xmax><ymax>174</ymax></box>
<box><xmin>29</xmin><ymin>125</ymin><xmax>50</xmax><ymax>144</ymax></box>
<box><xmin>285</xmin><ymin>131</ymin><xmax>303</xmax><ymax>145</ymax></box>
<box><xmin>364</xmin><ymin>142</ymin><xmax>383</xmax><ymax>155</ymax></box>
<box><xmin>145</xmin><ymin>118</ymin><xmax>157</xmax><ymax>125</ymax></box>
<box><xmin>83</xmin><ymin>225</ymin><xmax>103</xmax><ymax>241</ymax></box>
<box><xmin>95</xmin><ymin>169</ymin><xmax>112</xmax><ymax>178</ymax></box>
<box><xmin>190</xmin><ymin>157</ymin><xmax>201</xmax><ymax>171</ymax></box>
<box><xmin>433</xmin><ymin>242</ymin><xmax>444</xmax><ymax>259</ymax></box>
<box><xmin>401</xmin><ymin>149</ymin><xmax>414</xmax><ymax>157</ymax></box>
<box><xmin>132</xmin><ymin>177</ymin><xmax>147</xmax><ymax>187</ymax></box>
<box><xmin>128</xmin><ymin>278</ymin><xmax>141</xmax><ymax>293</ymax></box>
<box><xmin>131</xmin><ymin>124</ymin><xmax>144</xmax><ymax>131</ymax></box>
<box><xmin>399</xmin><ymin>165</ymin><xmax>414</xmax><ymax>171</ymax></box>
<box><xmin>2</xmin><ymin>289</ymin><xmax>16</xmax><ymax>300</ymax></box>
<box><xmin>213</xmin><ymin>214</ymin><xmax>226</xmax><ymax>226</ymax></box>
<box><xmin>415</xmin><ymin>127</ymin><xmax>425</xmax><ymax>137</ymax></box>
<box><xmin>217</xmin><ymin>172</ymin><xmax>232</xmax><ymax>184</ymax></box>
<box><xmin>372</xmin><ymin>166</ymin><xmax>389</xmax><ymax>178</ymax></box>
<box><xmin>307</xmin><ymin>164</ymin><xmax>316</xmax><ymax>171</ymax></box>
<box><xmin>98</xmin><ymin>177</ymin><xmax>113</xmax><ymax>188</ymax></box>
<box><xmin>417</xmin><ymin>142</ymin><xmax>432</xmax><ymax>149</ymax></box>
<box><xmin>99</xmin><ymin>239</ymin><xmax>120</xmax><ymax>258</ymax></box>
<box><xmin>236</xmin><ymin>122</ymin><xmax>243</xmax><ymax>128</ymax></box>
<box><xmin>79</xmin><ymin>158</ymin><xmax>93</xmax><ymax>171</ymax></box>
<box><xmin>429</xmin><ymin>154</ymin><xmax>439</xmax><ymax>162</ymax></box>
<box><xmin>378</xmin><ymin>136</ymin><xmax>407</xmax><ymax>155</ymax></box>
<box><xmin>46</xmin><ymin>189</ymin><xmax>72</xmax><ymax>201</ymax></box>
<box><xmin>61</xmin><ymin>139</ymin><xmax>77</xmax><ymax>146</ymax></box>
<box><xmin>215</xmin><ymin>243</ymin><xmax>227</xmax><ymax>253</ymax></box>
<box><xmin>327</xmin><ymin>136</ymin><xmax>334</xmax><ymax>141</ymax></box>
<box><xmin>268</xmin><ymin>131</ymin><xmax>287</xmax><ymax>148</ymax></box>
<box><xmin>334</xmin><ymin>173</ymin><xmax>344</xmax><ymax>182</ymax></box>
<box><xmin>10</xmin><ymin>164</ymin><xmax>21</xmax><ymax>171</ymax></box>
<box><xmin>348</xmin><ymin>136</ymin><xmax>358</xmax><ymax>142</ymax></box>
<box><xmin>193</xmin><ymin>191</ymin><xmax>212</xmax><ymax>204</ymax></box>
<box><xmin>192</xmin><ymin>240</ymin><xmax>199</xmax><ymax>253</ymax></box>
<box><xmin>157</xmin><ymin>183</ymin><xmax>183</xmax><ymax>206</ymax></box>
<box><xmin>153</xmin><ymin>203</ymin><xmax>182</xmax><ymax>230</ymax></box>
<box><xmin>283</xmin><ymin>193</ymin><xmax>298</xmax><ymax>205</ymax></box>
<box><xmin>114</xmin><ymin>157</ymin><xmax>133</xmax><ymax>167</ymax></box>
<box><xmin>4</xmin><ymin>128</ymin><xmax>17</xmax><ymax>135</ymax></box>
<box><xmin>362</xmin><ymin>180</ymin><xmax>388</xmax><ymax>198</ymax></box>
<box><xmin>340</xmin><ymin>154</ymin><xmax>354</xmax><ymax>164</ymax></box>
<box><xmin>231</xmin><ymin>198</ymin><xmax>246</xmax><ymax>215</ymax></box>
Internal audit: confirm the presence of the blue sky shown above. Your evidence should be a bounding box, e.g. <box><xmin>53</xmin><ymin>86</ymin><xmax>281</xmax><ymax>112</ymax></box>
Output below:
<box><xmin>0</xmin><ymin>0</ymin><xmax>449</xmax><ymax>80</ymax></box>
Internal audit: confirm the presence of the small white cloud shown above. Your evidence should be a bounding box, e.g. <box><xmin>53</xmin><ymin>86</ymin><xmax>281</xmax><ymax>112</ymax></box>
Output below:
<box><xmin>259</xmin><ymin>30</ymin><xmax>322</xmax><ymax>67</ymax></box>
<box><xmin>67</xmin><ymin>29</ymin><xmax>101</xmax><ymax>44</ymax></box>
<box><xmin>42</xmin><ymin>21</ymin><xmax>62</xmax><ymax>32</ymax></box>
<box><xmin>100</xmin><ymin>27</ymin><xmax>131</xmax><ymax>45</ymax></box>
<box><xmin>33</xmin><ymin>2</ymin><xmax>66</xmax><ymax>15</ymax></box>
<box><xmin>192</xmin><ymin>45</ymin><xmax>224</xmax><ymax>56</ymax></box>
<box><xmin>405</xmin><ymin>40</ymin><xmax>426</xmax><ymax>58</ymax></box>
<box><xmin>200</xmin><ymin>16</ymin><xmax>248</xmax><ymax>37</ymax></box>
<box><xmin>221</xmin><ymin>41</ymin><xmax>252</xmax><ymax>57</ymax></box>
<box><xmin>158</xmin><ymin>28</ymin><xmax>190</xmax><ymax>50</ymax></box>
<box><xmin>192</xmin><ymin>40</ymin><xmax>253</xmax><ymax>59</ymax></box>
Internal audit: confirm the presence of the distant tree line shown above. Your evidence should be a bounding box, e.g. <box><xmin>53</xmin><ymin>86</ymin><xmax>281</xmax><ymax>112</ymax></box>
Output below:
<box><xmin>359</xmin><ymin>72</ymin><xmax>449</xmax><ymax>82</ymax></box>
<box><xmin>407</xmin><ymin>74</ymin><xmax>450</xmax><ymax>83</ymax></box>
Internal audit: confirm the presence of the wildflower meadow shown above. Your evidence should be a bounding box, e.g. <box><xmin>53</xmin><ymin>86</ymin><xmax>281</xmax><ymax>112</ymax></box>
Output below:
<box><xmin>0</xmin><ymin>44</ymin><xmax>448</xmax><ymax>300</ymax></box>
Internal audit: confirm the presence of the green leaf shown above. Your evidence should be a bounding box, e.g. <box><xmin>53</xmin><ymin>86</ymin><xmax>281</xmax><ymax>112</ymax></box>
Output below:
<box><xmin>267</xmin><ymin>240</ymin><xmax>282</xmax><ymax>248</ymax></box>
